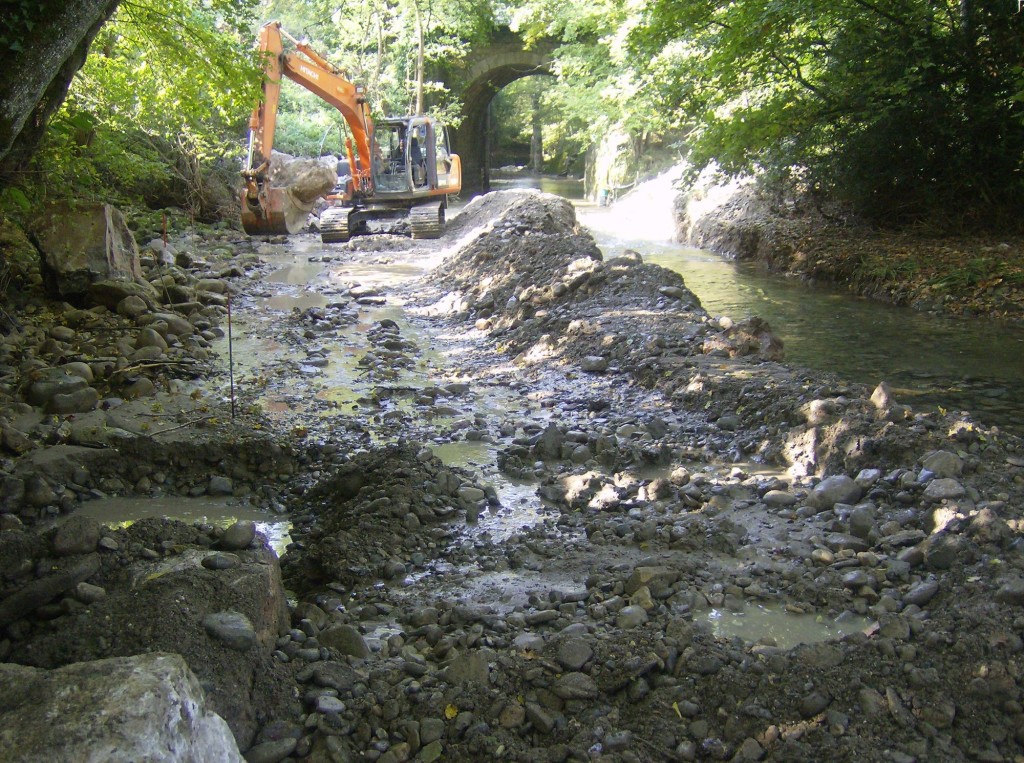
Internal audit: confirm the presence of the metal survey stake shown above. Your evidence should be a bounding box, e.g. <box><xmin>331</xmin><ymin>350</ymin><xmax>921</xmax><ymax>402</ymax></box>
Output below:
<box><xmin>227</xmin><ymin>295</ymin><xmax>236</xmax><ymax>419</ymax></box>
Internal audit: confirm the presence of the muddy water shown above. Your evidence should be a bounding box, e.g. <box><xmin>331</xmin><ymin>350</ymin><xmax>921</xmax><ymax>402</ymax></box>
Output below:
<box><xmin>702</xmin><ymin>604</ymin><xmax>871</xmax><ymax>649</ymax></box>
<box><xmin>66</xmin><ymin>496</ymin><xmax>293</xmax><ymax>556</ymax></box>
<box><xmin>577</xmin><ymin>204</ymin><xmax>1024</xmax><ymax>434</ymax></box>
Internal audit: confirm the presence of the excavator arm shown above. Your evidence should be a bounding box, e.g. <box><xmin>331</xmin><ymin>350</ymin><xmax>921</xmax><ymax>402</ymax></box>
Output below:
<box><xmin>242</xmin><ymin>22</ymin><xmax>375</xmax><ymax>234</ymax></box>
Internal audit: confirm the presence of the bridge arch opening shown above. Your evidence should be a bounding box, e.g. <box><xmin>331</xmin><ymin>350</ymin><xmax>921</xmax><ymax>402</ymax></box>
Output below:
<box><xmin>451</xmin><ymin>49</ymin><xmax>554</xmax><ymax>193</ymax></box>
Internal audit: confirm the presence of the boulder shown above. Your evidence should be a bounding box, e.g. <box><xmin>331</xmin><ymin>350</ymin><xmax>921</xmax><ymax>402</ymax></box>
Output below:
<box><xmin>807</xmin><ymin>475</ymin><xmax>862</xmax><ymax>511</ymax></box>
<box><xmin>0</xmin><ymin>652</ymin><xmax>243</xmax><ymax>762</ymax></box>
<box><xmin>33</xmin><ymin>204</ymin><xmax>144</xmax><ymax>303</ymax></box>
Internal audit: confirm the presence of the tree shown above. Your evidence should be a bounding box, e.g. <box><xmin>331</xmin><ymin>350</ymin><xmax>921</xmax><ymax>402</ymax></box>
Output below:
<box><xmin>21</xmin><ymin>0</ymin><xmax>263</xmax><ymax>218</ymax></box>
<box><xmin>0</xmin><ymin>0</ymin><xmax>122</xmax><ymax>181</ymax></box>
<box><xmin>627</xmin><ymin>0</ymin><xmax>1024</xmax><ymax>228</ymax></box>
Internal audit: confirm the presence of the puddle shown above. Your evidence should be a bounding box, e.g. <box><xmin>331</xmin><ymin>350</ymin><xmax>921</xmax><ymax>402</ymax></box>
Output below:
<box><xmin>67</xmin><ymin>496</ymin><xmax>292</xmax><ymax>556</ymax></box>
<box><xmin>430</xmin><ymin>440</ymin><xmax>551</xmax><ymax>543</ymax></box>
<box><xmin>702</xmin><ymin>604</ymin><xmax>871</xmax><ymax>649</ymax></box>
<box><xmin>266</xmin><ymin>260</ymin><xmax>327</xmax><ymax>285</ymax></box>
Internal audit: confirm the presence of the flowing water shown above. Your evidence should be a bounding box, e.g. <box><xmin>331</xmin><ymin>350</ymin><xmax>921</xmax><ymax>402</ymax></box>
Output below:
<box><xmin>570</xmin><ymin>179</ymin><xmax>1024</xmax><ymax>434</ymax></box>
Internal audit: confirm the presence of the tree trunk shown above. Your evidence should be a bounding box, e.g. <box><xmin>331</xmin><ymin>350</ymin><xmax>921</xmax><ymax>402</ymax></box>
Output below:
<box><xmin>413</xmin><ymin>0</ymin><xmax>425</xmax><ymax>115</ymax></box>
<box><xmin>530</xmin><ymin>91</ymin><xmax>543</xmax><ymax>175</ymax></box>
<box><xmin>0</xmin><ymin>0</ymin><xmax>121</xmax><ymax>182</ymax></box>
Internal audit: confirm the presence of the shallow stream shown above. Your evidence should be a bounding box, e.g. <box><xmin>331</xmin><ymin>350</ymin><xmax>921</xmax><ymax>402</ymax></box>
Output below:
<box><xmin>574</xmin><ymin>186</ymin><xmax>1024</xmax><ymax>434</ymax></box>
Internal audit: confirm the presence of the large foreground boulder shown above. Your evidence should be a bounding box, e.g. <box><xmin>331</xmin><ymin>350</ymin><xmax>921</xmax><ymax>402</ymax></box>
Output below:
<box><xmin>33</xmin><ymin>203</ymin><xmax>144</xmax><ymax>302</ymax></box>
<box><xmin>0</xmin><ymin>652</ymin><xmax>244</xmax><ymax>762</ymax></box>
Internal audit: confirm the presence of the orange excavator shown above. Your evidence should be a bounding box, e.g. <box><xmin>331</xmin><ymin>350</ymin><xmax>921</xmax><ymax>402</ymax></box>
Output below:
<box><xmin>241</xmin><ymin>21</ymin><xmax>461</xmax><ymax>243</ymax></box>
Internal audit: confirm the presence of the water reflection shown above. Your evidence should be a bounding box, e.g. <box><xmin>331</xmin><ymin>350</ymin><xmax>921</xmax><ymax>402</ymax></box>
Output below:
<box><xmin>490</xmin><ymin>173</ymin><xmax>585</xmax><ymax>200</ymax></box>
<box><xmin>703</xmin><ymin>604</ymin><xmax>871</xmax><ymax>649</ymax></box>
<box><xmin>67</xmin><ymin>496</ymin><xmax>293</xmax><ymax>556</ymax></box>
<box><xmin>627</xmin><ymin>238</ymin><xmax>1024</xmax><ymax>432</ymax></box>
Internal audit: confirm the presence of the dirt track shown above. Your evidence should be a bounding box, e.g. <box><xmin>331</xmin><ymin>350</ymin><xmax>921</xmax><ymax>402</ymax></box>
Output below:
<box><xmin>3</xmin><ymin>190</ymin><xmax>1024</xmax><ymax>762</ymax></box>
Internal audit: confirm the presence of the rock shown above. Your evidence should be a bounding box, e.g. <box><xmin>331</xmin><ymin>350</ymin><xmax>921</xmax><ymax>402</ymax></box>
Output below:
<box><xmin>808</xmin><ymin>475</ymin><xmax>862</xmax><ymax>510</ymax></box>
<box><xmin>555</xmin><ymin>638</ymin><xmax>593</xmax><ymax>671</ymax></box>
<box><xmin>0</xmin><ymin>652</ymin><xmax>243</xmax><ymax>762</ymax></box>
<box><xmin>616</xmin><ymin>605</ymin><xmax>648</xmax><ymax>629</ymax></box>
<box><xmin>994</xmin><ymin>579</ymin><xmax>1024</xmax><ymax>606</ymax></box>
<box><xmin>34</xmin><ymin>203</ymin><xmax>145</xmax><ymax>302</ymax></box>
<box><xmin>904</xmin><ymin>579</ymin><xmax>939</xmax><ymax>606</ymax></box>
<box><xmin>921</xmin><ymin>450</ymin><xmax>963</xmax><ymax>478</ymax></box>
<box><xmin>0</xmin><ymin>554</ymin><xmax>101</xmax><ymax>628</ymax></box>
<box><xmin>420</xmin><ymin>717</ymin><xmax>445</xmax><ymax>744</ymax></box>
<box><xmin>499</xmin><ymin>703</ymin><xmax>526</xmax><ymax>728</ymax></box>
<box><xmin>218</xmin><ymin>520</ymin><xmax>256</xmax><ymax>550</ymax></box>
<box><xmin>135</xmin><ymin>327</ymin><xmax>167</xmax><ymax>351</ymax></box>
<box><xmin>921</xmin><ymin>533</ymin><xmax>965</xmax><ymax>570</ymax></box>
<box><xmin>319</xmin><ymin>624</ymin><xmax>370</xmax><ymax>659</ymax></box>
<box><xmin>52</xmin><ymin>515</ymin><xmax>101</xmax><ymax>556</ymax></box>
<box><xmin>46</xmin><ymin>386</ymin><xmax>99</xmax><ymax>414</ymax></box>
<box><xmin>581</xmin><ymin>356</ymin><xmax>609</xmax><ymax>373</ymax></box>
<box><xmin>72</xmin><ymin>582</ymin><xmax>107</xmax><ymax>604</ymax></box>
<box><xmin>870</xmin><ymin>382</ymin><xmax>894</xmax><ymax>409</ymax></box>
<box><xmin>800</xmin><ymin>691</ymin><xmax>831</xmax><ymax>718</ymax></box>
<box><xmin>27</xmin><ymin>369</ymin><xmax>89</xmax><ymax>408</ymax></box>
<box><xmin>445</xmin><ymin>651</ymin><xmax>489</xmax><ymax>686</ymax></box>
<box><xmin>457</xmin><ymin>485</ymin><xmax>486</xmax><ymax>503</ymax></box>
<box><xmin>89</xmin><ymin>278</ymin><xmax>159</xmax><ymax>310</ymax></box>
<box><xmin>208</xmin><ymin>476</ymin><xmax>234</xmax><ymax>496</ymax></box>
<box><xmin>855</xmin><ymin>468</ymin><xmax>882</xmax><ymax>489</ymax></box>
<box><xmin>877</xmin><ymin>613</ymin><xmax>910</xmax><ymax>640</ymax></box>
<box><xmin>149</xmin><ymin>312</ymin><xmax>195</xmax><ymax>337</ymax></box>
<box><xmin>310</xmin><ymin>661</ymin><xmax>357</xmax><ymax>692</ymax></box>
<box><xmin>117</xmin><ymin>295</ymin><xmax>149</xmax><ymax>318</ymax></box>
<box><xmin>923</xmin><ymin>478</ymin><xmax>965</xmax><ymax>501</ymax></box>
<box><xmin>315</xmin><ymin>696</ymin><xmax>347</xmax><ymax>714</ymax></box>
<box><xmin>624</xmin><ymin>565</ymin><xmax>679</xmax><ymax>595</ymax></box>
<box><xmin>202</xmin><ymin>553</ymin><xmax>241</xmax><ymax>570</ymax></box>
<box><xmin>243</xmin><ymin>738</ymin><xmax>297</xmax><ymax>763</ymax></box>
<box><xmin>848</xmin><ymin>505</ymin><xmax>875</xmax><ymax>539</ymax></box>
<box><xmin>419</xmin><ymin>741</ymin><xmax>443</xmax><ymax>763</ymax></box>
<box><xmin>61</xmin><ymin>361</ymin><xmax>94</xmax><ymax>382</ymax></box>
<box><xmin>525</xmin><ymin>702</ymin><xmax>555</xmax><ymax>734</ymax></box>
<box><xmin>763</xmin><ymin>490</ymin><xmax>797</xmax><ymax>507</ymax></box>
<box><xmin>552</xmin><ymin>671</ymin><xmax>599</xmax><ymax>700</ymax></box>
<box><xmin>203</xmin><ymin>610</ymin><xmax>257</xmax><ymax>651</ymax></box>
<box><xmin>123</xmin><ymin>377</ymin><xmax>156</xmax><ymax>399</ymax></box>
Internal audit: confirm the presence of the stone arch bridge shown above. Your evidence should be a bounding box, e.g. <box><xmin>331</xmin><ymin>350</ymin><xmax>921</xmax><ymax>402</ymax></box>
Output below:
<box><xmin>445</xmin><ymin>31</ymin><xmax>556</xmax><ymax>193</ymax></box>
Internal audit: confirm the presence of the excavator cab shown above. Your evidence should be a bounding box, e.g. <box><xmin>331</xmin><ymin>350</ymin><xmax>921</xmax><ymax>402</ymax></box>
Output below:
<box><xmin>370</xmin><ymin>117</ymin><xmax>457</xmax><ymax>196</ymax></box>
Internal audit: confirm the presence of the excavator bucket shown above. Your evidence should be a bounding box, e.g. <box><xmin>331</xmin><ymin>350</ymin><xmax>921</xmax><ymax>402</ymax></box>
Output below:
<box><xmin>240</xmin><ymin>186</ymin><xmax>310</xmax><ymax>236</ymax></box>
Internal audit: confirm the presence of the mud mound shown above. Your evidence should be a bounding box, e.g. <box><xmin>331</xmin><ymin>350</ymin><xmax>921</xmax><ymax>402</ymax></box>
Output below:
<box><xmin>435</xmin><ymin>191</ymin><xmax>602</xmax><ymax>316</ymax></box>
<box><xmin>281</xmin><ymin>443</ymin><xmax>495</xmax><ymax>595</ymax></box>
<box><xmin>1</xmin><ymin>517</ymin><xmax>297</xmax><ymax>748</ymax></box>
<box><xmin>445</xmin><ymin>188</ymin><xmax>578</xmax><ymax>239</ymax></box>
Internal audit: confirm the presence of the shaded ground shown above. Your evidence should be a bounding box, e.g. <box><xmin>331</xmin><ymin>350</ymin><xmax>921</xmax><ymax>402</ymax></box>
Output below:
<box><xmin>1</xmin><ymin>190</ymin><xmax>1024</xmax><ymax>762</ymax></box>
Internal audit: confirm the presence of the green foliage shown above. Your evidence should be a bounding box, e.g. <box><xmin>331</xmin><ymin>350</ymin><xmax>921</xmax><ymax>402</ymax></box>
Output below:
<box><xmin>626</xmin><ymin>0</ymin><xmax>1024</xmax><ymax>229</ymax></box>
<box><xmin>261</xmin><ymin>0</ymin><xmax>493</xmax><ymax>129</ymax></box>
<box><xmin>0</xmin><ymin>0</ymin><xmax>43</xmax><ymax>54</ymax></box>
<box><xmin>16</xmin><ymin>0</ymin><xmax>262</xmax><ymax>220</ymax></box>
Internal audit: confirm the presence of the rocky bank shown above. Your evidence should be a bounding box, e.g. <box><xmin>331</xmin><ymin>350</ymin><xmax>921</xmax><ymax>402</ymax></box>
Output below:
<box><xmin>0</xmin><ymin>190</ymin><xmax>1023</xmax><ymax>762</ymax></box>
<box><xmin>674</xmin><ymin>174</ymin><xmax>1024</xmax><ymax>323</ymax></box>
